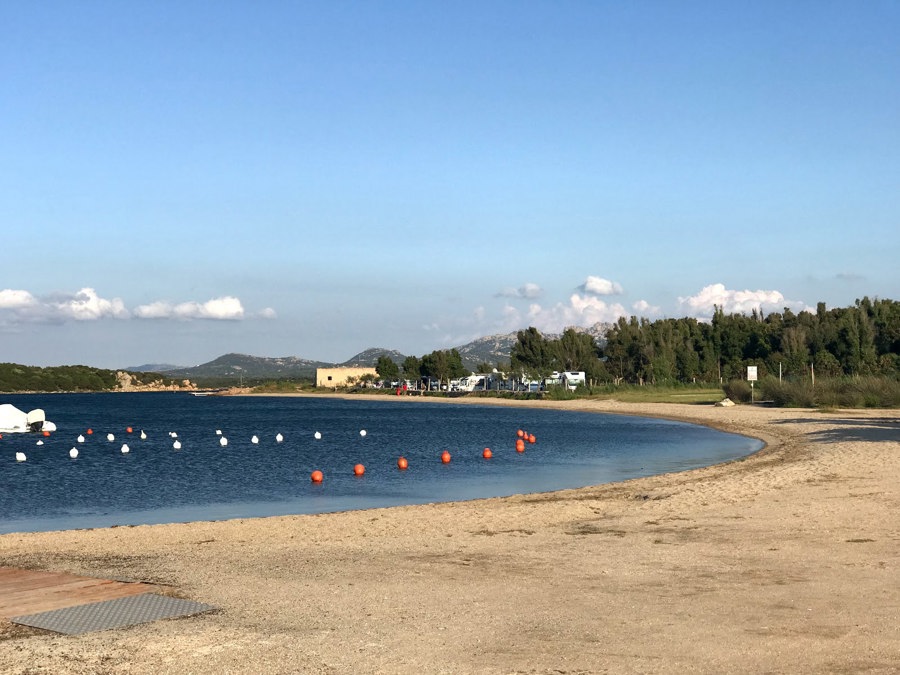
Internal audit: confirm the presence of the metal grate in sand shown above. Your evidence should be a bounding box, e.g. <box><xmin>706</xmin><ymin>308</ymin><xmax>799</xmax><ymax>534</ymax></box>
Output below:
<box><xmin>11</xmin><ymin>593</ymin><xmax>217</xmax><ymax>635</ymax></box>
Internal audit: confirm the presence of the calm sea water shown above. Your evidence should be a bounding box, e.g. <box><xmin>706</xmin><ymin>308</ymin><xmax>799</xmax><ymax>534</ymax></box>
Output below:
<box><xmin>0</xmin><ymin>393</ymin><xmax>762</xmax><ymax>534</ymax></box>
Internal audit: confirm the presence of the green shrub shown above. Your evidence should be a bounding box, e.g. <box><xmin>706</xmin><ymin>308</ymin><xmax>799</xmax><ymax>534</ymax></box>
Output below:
<box><xmin>722</xmin><ymin>379</ymin><xmax>752</xmax><ymax>403</ymax></box>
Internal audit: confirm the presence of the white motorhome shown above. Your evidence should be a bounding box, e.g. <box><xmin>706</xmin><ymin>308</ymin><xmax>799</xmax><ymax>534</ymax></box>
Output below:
<box><xmin>455</xmin><ymin>374</ymin><xmax>487</xmax><ymax>392</ymax></box>
<box><xmin>561</xmin><ymin>371</ymin><xmax>586</xmax><ymax>390</ymax></box>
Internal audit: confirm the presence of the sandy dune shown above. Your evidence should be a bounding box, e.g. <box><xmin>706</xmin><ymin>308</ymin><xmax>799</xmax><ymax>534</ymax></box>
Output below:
<box><xmin>1</xmin><ymin>398</ymin><xmax>898</xmax><ymax>674</ymax></box>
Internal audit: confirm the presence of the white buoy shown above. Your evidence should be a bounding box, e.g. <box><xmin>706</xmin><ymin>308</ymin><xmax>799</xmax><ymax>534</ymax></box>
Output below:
<box><xmin>173</xmin><ymin>440</ymin><xmax>182</xmax><ymax>450</ymax></box>
<box><xmin>251</xmin><ymin>435</ymin><xmax>259</xmax><ymax>444</ymax></box>
<box><xmin>216</xmin><ymin>429</ymin><xmax>222</xmax><ymax>435</ymax></box>
<box><xmin>77</xmin><ymin>434</ymin><xmax>85</xmax><ymax>443</ymax></box>
<box><xmin>275</xmin><ymin>433</ymin><xmax>283</xmax><ymax>443</ymax></box>
<box><xmin>219</xmin><ymin>436</ymin><xmax>228</xmax><ymax>447</ymax></box>
<box><xmin>121</xmin><ymin>444</ymin><xmax>130</xmax><ymax>454</ymax></box>
<box><xmin>169</xmin><ymin>432</ymin><xmax>178</xmax><ymax>438</ymax></box>
<box><xmin>107</xmin><ymin>433</ymin><xmax>115</xmax><ymax>442</ymax></box>
<box><xmin>140</xmin><ymin>430</ymin><xmax>147</xmax><ymax>440</ymax></box>
<box><xmin>15</xmin><ymin>452</ymin><xmax>26</xmax><ymax>462</ymax></box>
<box><xmin>69</xmin><ymin>448</ymin><xmax>78</xmax><ymax>459</ymax></box>
<box><xmin>314</xmin><ymin>431</ymin><xmax>322</xmax><ymax>440</ymax></box>
<box><xmin>36</xmin><ymin>440</ymin><xmax>44</xmax><ymax>446</ymax></box>
<box><xmin>360</xmin><ymin>429</ymin><xmax>367</xmax><ymax>437</ymax></box>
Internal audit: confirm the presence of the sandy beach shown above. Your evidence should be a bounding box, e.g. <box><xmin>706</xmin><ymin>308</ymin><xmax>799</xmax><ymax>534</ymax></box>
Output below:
<box><xmin>1</xmin><ymin>397</ymin><xmax>898</xmax><ymax>674</ymax></box>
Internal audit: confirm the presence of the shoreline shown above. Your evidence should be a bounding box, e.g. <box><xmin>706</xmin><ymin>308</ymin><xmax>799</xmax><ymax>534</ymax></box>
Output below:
<box><xmin>1</xmin><ymin>398</ymin><xmax>898</xmax><ymax>673</ymax></box>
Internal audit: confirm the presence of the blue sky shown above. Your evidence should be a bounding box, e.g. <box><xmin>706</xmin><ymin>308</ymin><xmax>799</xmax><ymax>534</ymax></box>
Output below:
<box><xmin>2</xmin><ymin>1</ymin><xmax>898</xmax><ymax>369</ymax></box>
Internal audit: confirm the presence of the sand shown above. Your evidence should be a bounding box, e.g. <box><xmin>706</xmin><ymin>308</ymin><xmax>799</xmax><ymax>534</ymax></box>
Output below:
<box><xmin>1</xmin><ymin>397</ymin><xmax>898</xmax><ymax>674</ymax></box>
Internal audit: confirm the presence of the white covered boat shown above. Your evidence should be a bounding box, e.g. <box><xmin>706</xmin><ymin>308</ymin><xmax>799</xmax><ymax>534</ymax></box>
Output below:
<box><xmin>0</xmin><ymin>404</ymin><xmax>57</xmax><ymax>433</ymax></box>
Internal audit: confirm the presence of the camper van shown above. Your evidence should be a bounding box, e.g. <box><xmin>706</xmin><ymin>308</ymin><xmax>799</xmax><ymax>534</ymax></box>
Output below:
<box><xmin>455</xmin><ymin>374</ymin><xmax>487</xmax><ymax>392</ymax></box>
<box><xmin>561</xmin><ymin>371</ymin><xmax>586</xmax><ymax>390</ymax></box>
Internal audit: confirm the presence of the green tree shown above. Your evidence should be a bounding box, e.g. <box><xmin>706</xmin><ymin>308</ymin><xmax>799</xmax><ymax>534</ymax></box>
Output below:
<box><xmin>420</xmin><ymin>349</ymin><xmax>467</xmax><ymax>385</ymax></box>
<box><xmin>401</xmin><ymin>356</ymin><xmax>421</xmax><ymax>380</ymax></box>
<box><xmin>375</xmin><ymin>355</ymin><xmax>399</xmax><ymax>381</ymax></box>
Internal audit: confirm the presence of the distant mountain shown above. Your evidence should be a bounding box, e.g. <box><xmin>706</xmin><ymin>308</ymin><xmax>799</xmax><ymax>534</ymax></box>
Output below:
<box><xmin>159</xmin><ymin>353</ymin><xmax>330</xmax><ymax>381</ymax></box>
<box><xmin>454</xmin><ymin>333</ymin><xmax>520</xmax><ymax>371</ymax></box>
<box><xmin>126</xmin><ymin>363</ymin><xmax>183</xmax><ymax>373</ymax></box>
<box><xmin>129</xmin><ymin>324</ymin><xmax>614</xmax><ymax>382</ymax></box>
<box><xmin>339</xmin><ymin>347</ymin><xmax>407</xmax><ymax>367</ymax></box>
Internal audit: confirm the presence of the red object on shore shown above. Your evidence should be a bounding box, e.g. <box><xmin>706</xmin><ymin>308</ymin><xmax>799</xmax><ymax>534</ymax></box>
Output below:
<box><xmin>310</xmin><ymin>470</ymin><xmax>324</xmax><ymax>483</ymax></box>
<box><xmin>397</xmin><ymin>457</ymin><xmax>409</xmax><ymax>470</ymax></box>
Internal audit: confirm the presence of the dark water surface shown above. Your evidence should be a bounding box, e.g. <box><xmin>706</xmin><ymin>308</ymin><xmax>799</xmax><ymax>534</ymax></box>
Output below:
<box><xmin>0</xmin><ymin>393</ymin><xmax>763</xmax><ymax>534</ymax></box>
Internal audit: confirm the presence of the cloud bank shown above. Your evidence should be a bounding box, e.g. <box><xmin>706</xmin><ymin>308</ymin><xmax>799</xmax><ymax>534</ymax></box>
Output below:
<box><xmin>496</xmin><ymin>282</ymin><xmax>542</xmax><ymax>299</ymax></box>
<box><xmin>0</xmin><ymin>287</ymin><xmax>268</xmax><ymax>324</ymax></box>
<box><xmin>678</xmin><ymin>283</ymin><xmax>805</xmax><ymax>318</ymax></box>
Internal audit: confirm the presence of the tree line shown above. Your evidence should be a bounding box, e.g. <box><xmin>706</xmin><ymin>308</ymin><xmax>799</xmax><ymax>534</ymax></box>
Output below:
<box><xmin>602</xmin><ymin>297</ymin><xmax>899</xmax><ymax>385</ymax></box>
<box><xmin>0</xmin><ymin>364</ymin><xmax>181</xmax><ymax>392</ymax></box>
<box><xmin>401</xmin><ymin>297</ymin><xmax>899</xmax><ymax>387</ymax></box>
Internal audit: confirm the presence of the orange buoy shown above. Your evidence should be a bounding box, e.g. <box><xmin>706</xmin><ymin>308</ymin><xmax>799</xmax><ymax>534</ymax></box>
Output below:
<box><xmin>86</xmin><ymin>429</ymin><xmax>93</xmax><ymax>435</ymax></box>
<box><xmin>528</xmin><ymin>434</ymin><xmax>536</xmax><ymax>444</ymax></box>
<box><xmin>441</xmin><ymin>450</ymin><xmax>451</xmax><ymax>463</ymax></box>
<box><xmin>42</xmin><ymin>430</ymin><xmax>51</xmax><ymax>437</ymax></box>
<box><xmin>310</xmin><ymin>470</ymin><xmax>324</xmax><ymax>483</ymax></box>
<box><xmin>517</xmin><ymin>429</ymin><xmax>524</xmax><ymax>438</ymax></box>
<box><xmin>482</xmin><ymin>447</ymin><xmax>492</xmax><ymax>459</ymax></box>
<box><xmin>397</xmin><ymin>456</ymin><xmax>408</xmax><ymax>470</ymax></box>
<box><xmin>515</xmin><ymin>439</ymin><xmax>525</xmax><ymax>453</ymax></box>
<box><xmin>353</xmin><ymin>463</ymin><xmax>365</xmax><ymax>476</ymax></box>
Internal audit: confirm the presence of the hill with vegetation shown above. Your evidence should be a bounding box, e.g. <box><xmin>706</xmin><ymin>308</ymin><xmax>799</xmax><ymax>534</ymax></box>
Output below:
<box><xmin>0</xmin><ymin>363</ymin><xmax>188</xmax><ymax>393</ymax></box>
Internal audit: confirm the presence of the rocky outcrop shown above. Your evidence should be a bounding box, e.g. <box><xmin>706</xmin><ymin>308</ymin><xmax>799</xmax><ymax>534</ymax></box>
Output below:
<box><xmin>115</xmin><ymin>371</ymin><xmax>196</xmax><ymax>392</ymax></box>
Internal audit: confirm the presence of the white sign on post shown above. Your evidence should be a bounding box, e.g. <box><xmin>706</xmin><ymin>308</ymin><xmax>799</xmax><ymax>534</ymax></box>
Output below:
<box><xmin>747</xmin><ymin>366</ymin><xmax>758</xmax><ymax>382</ymax></box>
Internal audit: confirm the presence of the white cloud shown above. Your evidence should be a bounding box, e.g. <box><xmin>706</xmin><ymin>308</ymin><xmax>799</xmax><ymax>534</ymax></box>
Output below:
<box><xmin>633</xmin><ymin>299</ymin><xmax>661</xmax><ymax>315</ymax></box>
<box><xmin>579</xmin><ymin>276</ymin><xmax>624</xmax><ymax>296</ymax></box>
<box><xmin>51</xmin><ymin>288</ymin><xmax>130</xmax><ymax>320</ymax></box>
<box><xmin>501</xmin><ymin>294</ymin><xmax>628</xmax><ymax>335</ymax></box>
<box><xmin>0</xmin><ymin>287</ymin><xmax>267</xmax><ymax>325</ymax></box>
<box><xmin>134</xmin><ymin>296</ymin><xmax>245</xmax><ymax>320</ymax></box>
<box><xmin>0</xmin><ymin>287</ymin><xmax>129</xmax><ymax>323</ymax></box>
<box><xmin>496</xmin><ymin>282</ymin><xmax>542</xmax><ymax>299</ymax></box>
<box><xmin>0</xmin><ymin>289</ymin><xmax>38</xmax><ymax>309</ymax></box>
<box><xmin>678</xmin><ymin>283</ymin><xmax>804</xmax><ymax>318</ymax></box>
